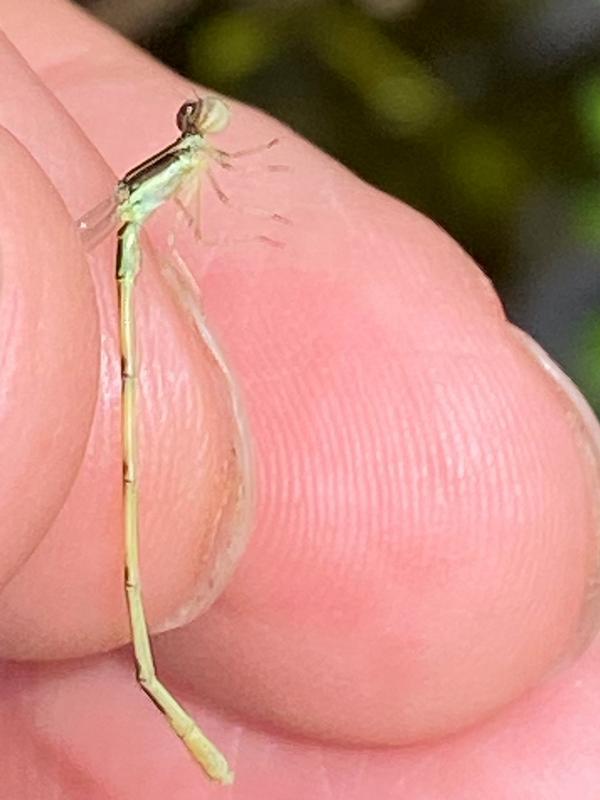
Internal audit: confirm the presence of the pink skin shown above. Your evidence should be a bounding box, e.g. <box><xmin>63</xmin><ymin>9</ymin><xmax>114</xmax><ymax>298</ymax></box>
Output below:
<box><xmin>1</xmin><ymin>1</ymin><xmax>600</xmax><ymax>797</ymax></box>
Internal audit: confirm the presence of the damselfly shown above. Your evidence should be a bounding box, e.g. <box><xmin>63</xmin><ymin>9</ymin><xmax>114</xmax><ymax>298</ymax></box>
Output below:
<box><xmin>78</xmin><ymin>95</ymin><xmax>280</xmax><ymax>785</ymax></box>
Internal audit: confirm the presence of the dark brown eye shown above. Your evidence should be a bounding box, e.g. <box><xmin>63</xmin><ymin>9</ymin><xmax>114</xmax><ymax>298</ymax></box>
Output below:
<box><xmin>176</xmin><ymin>100</ymin><xmax>201</xmax><ymax>133</ymax></box>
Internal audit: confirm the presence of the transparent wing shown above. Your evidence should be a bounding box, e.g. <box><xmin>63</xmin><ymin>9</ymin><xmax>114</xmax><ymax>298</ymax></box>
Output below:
<box><xmin>76</xmin><ymin>191</ymin><xmax>121</xmax><ymax>251</ymax></box>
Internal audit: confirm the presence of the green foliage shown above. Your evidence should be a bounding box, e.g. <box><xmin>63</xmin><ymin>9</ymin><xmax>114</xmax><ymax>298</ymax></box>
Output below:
<box><xmin>188</xmin><ymin>8</ymin><xmax>281</xmax><ymax>84</ymax></box>
<box><xmin>576</xmin><ymin>72</ymin><xmax>600</xmax><ymax>156</ymax></box>
<box><xmin>306</xmin><ymin>5</ymin><xmax>454</xmax><ymax>135</ymax></box>
<box><xmin>572</xmin><ymin>312</ymin><xmax>600</xmax><ymax>409</ymax></box>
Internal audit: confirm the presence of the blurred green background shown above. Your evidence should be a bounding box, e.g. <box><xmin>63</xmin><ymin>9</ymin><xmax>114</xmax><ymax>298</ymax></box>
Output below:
<box><xmin>78</xmin><ymin>0</ymin><xmax>600</xmax><ymax>406</ymax></box>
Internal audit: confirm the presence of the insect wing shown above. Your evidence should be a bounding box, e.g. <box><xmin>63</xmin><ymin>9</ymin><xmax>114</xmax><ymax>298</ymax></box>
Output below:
<box><xmin>77</xmin><ymin>192</ymin><xmax>121</xmax><ymax>251</ymax></box>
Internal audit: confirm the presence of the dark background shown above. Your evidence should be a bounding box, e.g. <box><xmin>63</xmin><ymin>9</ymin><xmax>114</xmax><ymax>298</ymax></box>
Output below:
<box><xmin>77</xmin><ymin>0</ymin><xmax>600</xmax><ymax>407</ymax></box>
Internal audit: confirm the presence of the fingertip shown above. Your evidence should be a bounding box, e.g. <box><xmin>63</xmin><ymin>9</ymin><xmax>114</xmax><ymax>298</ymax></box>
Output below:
<box><xmin>156</xmin><ymin>174</ymin><xmax>600</xmax><ymax>748</ymax></box>
<box><xmin>0</xmin><ymin>126</ymin><xmax>98</xmax><ymax>588</ymax></box>
<box><xmin>5</xmin><ymin>0</ymin><xmax>595</xmax><ymax>752</ymax></box>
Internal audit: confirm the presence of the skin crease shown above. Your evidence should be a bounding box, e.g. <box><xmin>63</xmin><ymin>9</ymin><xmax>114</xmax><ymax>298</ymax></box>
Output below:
<box><xmin>2</xmin><ymin>0</ymin><xmax>600</xmax><ymax>797</ymax></box>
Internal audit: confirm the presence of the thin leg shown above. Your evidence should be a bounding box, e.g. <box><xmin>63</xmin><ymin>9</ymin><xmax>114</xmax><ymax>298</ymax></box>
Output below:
<box><xmin>212</xmin><ymin>140</ymin><xmax>289</xmax><ymax>179</ymax></box>
<box><xmin>216</xmin><ymin>137</ymin><xmax>280</xmax><ymax>160</ymax></box>
<box><xmin>217</xmin><ymin>161</ymin><xmax>290</xmax><ymax>176</ymax></box>
<box><xmin>174</xmin><ymin>196</ymin><xmax>202</xmax><ymax>241</ymax></box>
<box><xmin>174</xmin><ymin>170</ymin><xmax>203</xmax><ymax>241</ymax></box>
<box><xmin>207</xmin><ymin>169</ymin><xmax>291</xmax><ymax>226</ymax></box>
<box><xmin>116</xmin><ymin>222</ymin><xmax>233</xmax><ymax>785</ymax></box>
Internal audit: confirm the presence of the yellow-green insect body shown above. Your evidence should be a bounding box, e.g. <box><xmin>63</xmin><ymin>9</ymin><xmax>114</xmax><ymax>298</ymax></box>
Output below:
<box><xmin>80</xmin><ymin>96</ymin><xmax>234</xmax><ymax>785</ymax></box>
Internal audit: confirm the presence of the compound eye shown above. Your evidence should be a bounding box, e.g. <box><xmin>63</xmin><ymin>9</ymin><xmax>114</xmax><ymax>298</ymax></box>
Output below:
<box><xmin>176</xmin><ymin>100</ymin><xmax>201</xmax><ymax>133</ymax></box>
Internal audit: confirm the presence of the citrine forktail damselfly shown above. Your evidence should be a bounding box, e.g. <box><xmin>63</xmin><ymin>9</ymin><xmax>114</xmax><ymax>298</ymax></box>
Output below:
<box><xmin>77</xmin><ymin>95</ymin><xmax>281</xmax><ymax>785</ymax></box>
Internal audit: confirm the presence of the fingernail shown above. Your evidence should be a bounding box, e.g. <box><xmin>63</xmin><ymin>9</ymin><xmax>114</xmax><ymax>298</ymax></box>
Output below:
<box><xmin>510</xmin><ymin>324</ymin><xmax>600</xmax><ymax>656</ymax></box>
